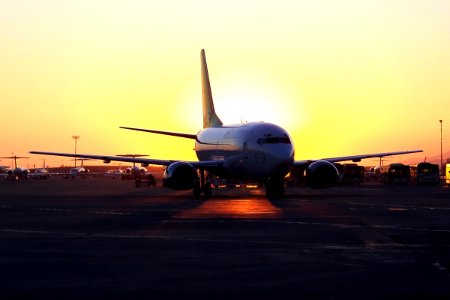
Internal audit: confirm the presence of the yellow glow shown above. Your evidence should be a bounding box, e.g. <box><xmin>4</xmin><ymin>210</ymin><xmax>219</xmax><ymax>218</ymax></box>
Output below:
<box><xmin>1</xmin><ymin>1</ymin><xmax>449</xmax><ymax>167</ymax></box>
<box><xmin>213</xmin><ymin>70</ymin><xmax>307</xmax><ymax>129</ymax></box>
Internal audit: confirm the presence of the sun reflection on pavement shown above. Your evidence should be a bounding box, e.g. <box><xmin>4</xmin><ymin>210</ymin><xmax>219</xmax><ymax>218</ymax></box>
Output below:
<box><xmin>175</xmin><ymin>198</ymin><xmax>282</xmax><ymax>219</ymax></box>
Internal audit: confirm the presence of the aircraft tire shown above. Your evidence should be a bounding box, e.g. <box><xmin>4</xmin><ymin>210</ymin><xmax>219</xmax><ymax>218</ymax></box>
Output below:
<box><xmin>203</xmin><ymin>181</ymin><xmax>212</xmax><ymax>197</ymax></box>
<box><xmin>193</xmin><ymin>181</ymin><xmax>201</xmax><ymax>197</ymax></box>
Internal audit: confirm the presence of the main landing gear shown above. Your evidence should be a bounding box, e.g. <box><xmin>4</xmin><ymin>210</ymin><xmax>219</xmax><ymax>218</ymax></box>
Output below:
<box><xmin>193</xmin><ymin>169</ymin><xmax>212</xmax><ymax>197</ymax></box>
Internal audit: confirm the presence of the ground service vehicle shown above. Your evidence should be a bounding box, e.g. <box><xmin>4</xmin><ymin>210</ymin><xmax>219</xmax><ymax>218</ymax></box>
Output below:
<box><xmin>381</xmin><ymin>163</ymin><xmax>411</xmax><ymax>185</ymax></box>
<box><xmin>446</xmin><ymin>163</ymin><xmax>450</xmax><ymax>185</ymax></box>
<box><xmin>334</xmin><ymin>163</ymin><xmax>365</xmax><ymax>185</ymax></box>
<box><xmin>410</xmin><ymin>162</ymin><xmax>440</xmax><ymax>185</ymax></box>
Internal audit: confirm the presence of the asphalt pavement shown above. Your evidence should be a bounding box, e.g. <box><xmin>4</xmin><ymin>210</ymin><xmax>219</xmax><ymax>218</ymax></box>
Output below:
<box><xmin>1</xmin><ymin>178</ymin><xmax>449</xmax><ymax>299</ymax></box>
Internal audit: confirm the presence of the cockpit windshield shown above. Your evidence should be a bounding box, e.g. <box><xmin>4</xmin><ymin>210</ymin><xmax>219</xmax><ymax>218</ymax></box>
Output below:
<box><xmin>257</xmin><ymin>134</ymin><xmax>291</xmax><ymax>145</ymax></box>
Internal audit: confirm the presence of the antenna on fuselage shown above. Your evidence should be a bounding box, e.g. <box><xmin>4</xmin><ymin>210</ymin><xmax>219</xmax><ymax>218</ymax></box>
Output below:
<box><xmin>201</xmin><ymin>49</ymin><xmax>223</xmax><ymax>129</ymax></box>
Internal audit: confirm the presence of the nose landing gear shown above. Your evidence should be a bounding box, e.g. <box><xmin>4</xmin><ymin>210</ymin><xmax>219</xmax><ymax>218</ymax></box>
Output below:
<box><xmin>193</xmin><ymin>169</ymin><xmax>213</xmax><ymax>198</ymax></box>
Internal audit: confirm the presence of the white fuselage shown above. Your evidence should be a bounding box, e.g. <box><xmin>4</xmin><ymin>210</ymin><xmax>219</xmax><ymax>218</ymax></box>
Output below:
<box><xmin>70</xmin><ymin>167</ymin><xmax>86</xmax><ymax>177</ymax></box>
<box><xmin>33</xmin><ymin>168</ymin><xmax>49</xmax><ymax>179</ymax></box>
<box><xmin>195</xmin><ymin>122</ymin><xmax>294</xmax><ymax>180</ymax></box>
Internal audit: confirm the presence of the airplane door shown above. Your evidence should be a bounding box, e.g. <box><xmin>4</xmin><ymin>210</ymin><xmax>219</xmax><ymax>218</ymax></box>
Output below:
<box><xmin>235</xmin><ymin>141</ymin><xmax>250</xmax><ymax>175</ymax></box>
<box><xmin>241</xmin><ymin>142</ymin><xmax>249</xmax><ymax>166</ymax></box>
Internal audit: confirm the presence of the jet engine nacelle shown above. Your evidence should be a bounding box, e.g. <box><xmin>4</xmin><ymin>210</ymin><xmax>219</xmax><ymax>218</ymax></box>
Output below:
<box><xmin>305</xmin><ymin>160</ymin><xmax>339</xmax><ymax>189</ymax></box>
<box><xmin>163</xmin><ymin>162</ymin><xmax>198</xmax><ymax>190</ymax></box>
<box><xmin>14</xmin><ymin>168</ymin><xmax>29</xmax><ymax>178</ymax></box>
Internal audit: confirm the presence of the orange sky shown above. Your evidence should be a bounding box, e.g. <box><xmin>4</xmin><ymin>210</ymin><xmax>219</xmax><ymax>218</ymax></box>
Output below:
<box><xmin>1</xmin><ymin>0</ymin><xmax>449</xmax><ymax>168</ymax></box>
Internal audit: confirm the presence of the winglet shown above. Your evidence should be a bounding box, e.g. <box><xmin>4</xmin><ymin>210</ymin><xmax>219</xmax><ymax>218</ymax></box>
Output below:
<box><xmin>201</xmin><ymin>49</ymin><xmax>223</xmax><ymax>128</ymax></box>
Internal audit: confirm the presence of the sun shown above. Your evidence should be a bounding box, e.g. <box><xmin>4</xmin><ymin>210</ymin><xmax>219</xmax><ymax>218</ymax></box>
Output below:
<box><xmin>214</xmin><ymin>88</ymin><xmax>283</xmax><ymax>124</ymax></box>
<box><xmin>212</xmin><ymin>71</ymin><xmax>306</xmax><ymax>129</ymax></box>
<box><xmin>174</xmin><ymin>68</ymin><xmax>308</xmax><ymax>132</ymax></box>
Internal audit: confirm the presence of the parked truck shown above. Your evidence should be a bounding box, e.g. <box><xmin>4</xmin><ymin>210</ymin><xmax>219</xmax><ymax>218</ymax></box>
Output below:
<box><xmin>410</xmin><ymin>162</ymin><xmax>440</xmax><ymax>185</ymax></box>
<box><xmin>381</xmin><ymin>163</ymin><xmax>411</xmax><ymax>185</ymax></box>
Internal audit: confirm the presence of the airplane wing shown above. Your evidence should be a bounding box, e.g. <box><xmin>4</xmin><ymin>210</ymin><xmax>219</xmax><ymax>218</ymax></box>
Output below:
<box><xmin>29</xmin><ymin>151</ymin><xmax>224</xmax><ymax>169</ymax></box>
<box><xmin>31</xmin><ymin>149</ymin><xmax>422</xmax><ymax>172</ymax></box>
<box><xmin>293</xmin><ymin>150</ymin><xmax>423</xmax><ymax>167</ymax></box>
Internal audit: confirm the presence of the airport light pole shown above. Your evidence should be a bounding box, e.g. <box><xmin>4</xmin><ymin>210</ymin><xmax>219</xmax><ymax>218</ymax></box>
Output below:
<box><xmin>72</xmin><ymin>135</ymin><xmax>80</xmax><ymax>168</ymax></box>
<box><xmin>439</xmin><ymin>120</ymin><xmax>443</xmax><ymax>176</ymax></box>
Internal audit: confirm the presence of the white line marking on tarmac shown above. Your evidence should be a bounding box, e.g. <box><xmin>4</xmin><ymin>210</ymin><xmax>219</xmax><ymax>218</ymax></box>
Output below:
<box><xmin>88</xmin><ymin>211</ymin><xmax>131</xmax><ymax>215</ymax></box>
<box><xmin>432</xmin><ymin>262</ymin><xmax>448</xmax><ymax>272</ymax></box>
<box><xmin>1</xmin><ymin>204</ymin><xmax>132</xmax><ymax>216</ymax></box>
<box><xmin>0</xmin><ymin>228</ymin><xmax>395</xmax><ymax>249</ymax></box>
<box><xmin>38</xmin><ymin>208</ymin><xmax>73</xmax><ymax>213</ymax></box>
<box><xmin>1</xmin><ymin>228</ymin><xmax>447</xmax><ymax>252</ymax></box>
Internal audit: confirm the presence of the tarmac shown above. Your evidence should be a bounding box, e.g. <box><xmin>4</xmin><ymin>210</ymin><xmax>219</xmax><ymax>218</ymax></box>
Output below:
<box><xmin>1</xmin><ymin>177</ymin><xmax>449</xmax><ymax>299</ymax></box>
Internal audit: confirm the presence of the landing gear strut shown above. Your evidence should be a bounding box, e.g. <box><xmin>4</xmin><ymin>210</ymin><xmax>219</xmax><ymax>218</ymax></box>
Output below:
<box><xmin>193</xmin><ymin>169</ymin><xmax>212</xmax><ymax>198</ymax></box>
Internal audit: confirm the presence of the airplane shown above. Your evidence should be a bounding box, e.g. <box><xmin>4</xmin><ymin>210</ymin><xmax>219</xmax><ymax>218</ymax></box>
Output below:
<box><xmin>67</xmin><ymin>159</ymin><xmax>92</xmax><ymax>179</ymax></box>
<box><xmin>31</xmin><ymin>168</ymin><xmax>50</xmax><ymax>180</ymax></box>
<box><xmin>108</xmin><ymin>155</ymin><xmax>157</xmax><ymax>187</ymax></box>
<box><xmin>50</xmin><ymin>158</ymin><xmax>91</xmax><ymax>179</ymax></box>
<box><xmin>0</xmin><ymin>165</ymin><xmax>8</xmax><ymax>173</ymax></box>
<box><xmin>68</xmin><ymin>167</ymin><xmax>89</xmax><ymax>179</ymax></box>
<box><xmin>0</xmin><ymin>155</ymin><xmax>30</xmax><ymax>181</ymax></box>
<box><xmin>0</xmin><ymin>165</ymin><xmax>12</xmax><ymax>179</ymax></box>
<box><xmin>30</xmin><ymin>49</ymin><xmax>423</xmax><ymax>198</ymax></box>
<box><xmin>30</xmin><ymin>159</ymin><xmax>51</xmax><ymax>179</ymax></box>
<box><xmin>116</xmin><ymin>154</ymin><xmax>149</xmax><ymax>180</ymax></box>
<box><xmin>105</xmin><ymin>165</ymin><xmax>124</xmax><ymax>178</ymax></box>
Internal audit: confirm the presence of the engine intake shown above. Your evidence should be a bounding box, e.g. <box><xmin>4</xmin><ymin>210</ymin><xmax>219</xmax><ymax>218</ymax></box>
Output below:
<box><xmin>163</xmin><ymin>162</ymin><xmax>198</xmax><ymax>190</ymax></box>
<box><xmin>305</xmin><ymin>160</ymin><xmax>339</xmax><ymax>189</ymax></box>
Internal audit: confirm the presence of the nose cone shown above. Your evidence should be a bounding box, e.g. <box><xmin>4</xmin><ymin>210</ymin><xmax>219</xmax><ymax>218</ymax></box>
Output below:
<box><xmin>249</xmin><ymin>122</ymin><xmax>295</xmax><ymax>177</ymax></box>
<box><xmin>268</xmin><ymin>142</ymin><xmax>294</xmax><ymax>160</ymax></box>
<box><xmin>266</xmin><ymin>143</ymin><xmax>295</xmax><ymax>175</ymax></box>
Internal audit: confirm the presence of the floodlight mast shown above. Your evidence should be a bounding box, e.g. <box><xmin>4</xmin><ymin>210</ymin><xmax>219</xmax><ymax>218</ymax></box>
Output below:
<box><xmin>72</xmin><ymin>135</ymin><xmax>80</xmax><ymax>168</ymax></box>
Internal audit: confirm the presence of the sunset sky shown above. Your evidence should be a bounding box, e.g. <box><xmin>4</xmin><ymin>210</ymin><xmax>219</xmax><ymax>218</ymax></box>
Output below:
<box><xmin>1</xmin><ymin>0</ymin><xmax>449</xmax><ymax>168</ymax></box>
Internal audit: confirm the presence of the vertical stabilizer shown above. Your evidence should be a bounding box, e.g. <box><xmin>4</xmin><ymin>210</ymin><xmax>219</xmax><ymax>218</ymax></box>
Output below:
<box><xmin>201</xmin><ymin>49</ymin><xmax>223</xmax><ymax>128</ymax></box>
